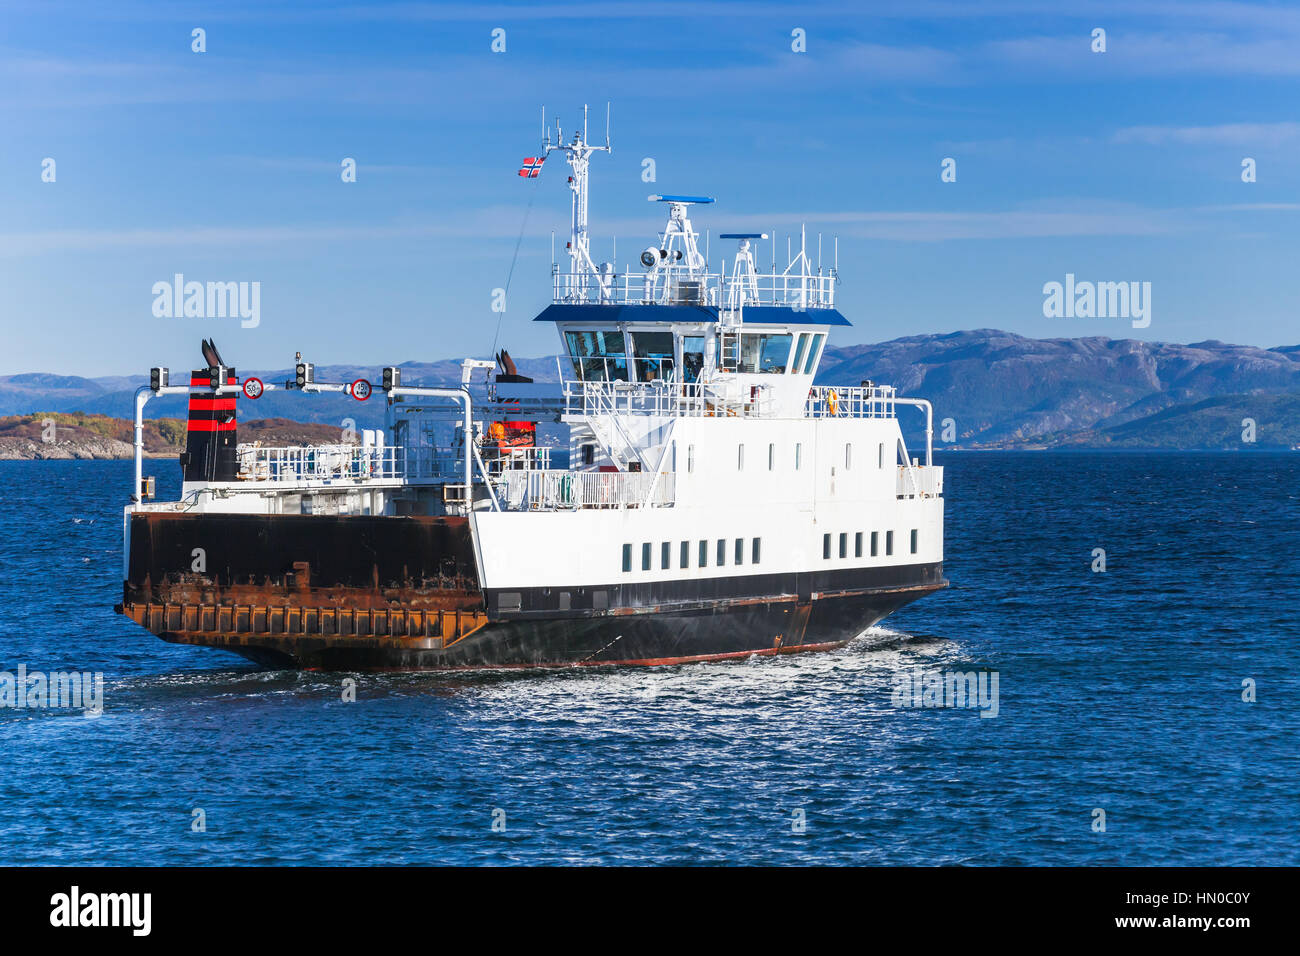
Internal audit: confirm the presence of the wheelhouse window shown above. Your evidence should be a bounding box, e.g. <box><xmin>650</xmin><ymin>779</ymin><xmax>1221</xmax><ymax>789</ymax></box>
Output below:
<box><xmin>630</xmin><ymin>330</ymin><xmax>674</xmax><ymax>383</ymax></box>
<box><xmin>790</xmin><ymin>333</ymin><xmax>809</xmax><ymax>374</ymax></box>
<box><xmin>801</xmin><ymin>332</ymin><xmax>825</xmax><ymax>375</ymax></box>
<box><xmin>565</xmin><ymin>329</ymin><xmax>629</xmax><ymax>382</ymax></box>
<box><xmin>738</xmin><ymin>333</ymin><xmax>793</xmax><ymax>374</ymax></box>
<box><xmin>682</xmin><ymin>335</ymin><xmax>706</xmax><ymax>383</ymax></box>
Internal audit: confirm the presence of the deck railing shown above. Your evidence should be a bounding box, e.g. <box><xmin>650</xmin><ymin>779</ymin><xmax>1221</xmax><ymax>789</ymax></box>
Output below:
<box><xmin>897</xmin><ymin>464</ymin><xmax>944</xmax><ymax>499</ymax></box>
<box><xmin>496</xmin><ymin>469</ymin><xmax>675</xmax><ymax>511</ymax></box>
<box><xmin>234</xmin><ymin>443</ymin><xmax>482</xmax><ymax>484</ymax></box>
<box><xmin>564</xmin><ymin>379</ymin><xmax>774</xmax><ymax>419</ymax></box>
<box><xmin>553</xmin><ymin>267</ymin><xmax>837</xmax><ymax>309</ymax></box>
<box><xmin>804</xmin><ymin>385</ymin><xmax>898</xmax><ymax>419</ymax></box>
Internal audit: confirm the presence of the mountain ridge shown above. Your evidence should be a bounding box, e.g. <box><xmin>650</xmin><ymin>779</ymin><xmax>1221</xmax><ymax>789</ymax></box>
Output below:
<box><xmin>3</xmin><ymin>330</ymin><xmax>1297</xmax><ymax>450</ymax></box>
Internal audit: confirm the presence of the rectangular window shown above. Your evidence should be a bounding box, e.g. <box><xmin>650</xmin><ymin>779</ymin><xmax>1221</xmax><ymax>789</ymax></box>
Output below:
<box><xmin>661</xmin><ymin>541</ymin><xmax>671</xmax><ymax>569</ymax></box>
<box><xmin>699</xmin><ymin>540</ymin><xmax>708</xmax><ymax>567</ymax></box>
<box><xmin>871</xmin><ymin>531</ymin><xmax>879</xmax><ymax>557</ymax></box>
<box><xmin>737</xmin><ymin>444</ymin><xmax>745</xmax><ymax>470</ymax></box>
<box><xmin>795</xmin><ymin>443</ymin><xmax>802</xmax><ymax>470</ymax></box>
<box><xmin>565</xmin><ymin>329</ymin><xmax>629</xmax><ymax>382</ymax></box>
<box><xmin>839</xmin><ymin>533</ymin><xmax>848</xmax><ymax>558</ymax></box>
<box><xmin>630</xmin><ymin>330</ymin><xmax>675</xmax><ymax>383</ymax></box>
<box><xmin>680</xmin><ymin>541</ymin><xmax>690</xmax><ymax>569</ymax></box>
<box><xmin>911</xmin><ymin>529</ymin><xmax>919</xmax><ymax>554</ymax></box>
<box><xmin>768</xmin><ymin>443</ymin><xmax>775</xmax><ymax>470</ymax></box>
<box><xmin>735</xmin><ymin>537</ymin><xmax>744</xmax><ymax>565</ymax></box>
<box><xmin>886</xmin><ymin>531</ymin><xmax>894</xmax><ymax>556</ymax></box>
<box><xmin>823</xmin><ymin>533</ymin><xmax>831</xmax><ymax>559</ymax></box>
<box><xmin>752</xmin><ymin>537</ymin><xmax>761</xmax><ymax>564</ymax></box>
<box><xmin>717</xmin><ymin>539</ymin><xmax>726</xmax><ymax>566</ymax></box>
<box><xmin>583</xmin><ymin>444</ymin><xmax>595</xmax><ymax>466</ymax></box>
<box><xmin>622</xmin><ymin>543</ymin><xmax>632</xmax><ymax>572</ymax></box>
<box><xmin>642</xmin><ymin>542</ymin><xmax>652</xmax><ymax>571</ymax></box>
<box><xmin>802</xmin><ymin>332</ymin><xmax>825</xmax><ymax>374</ymax></box>
<box><xmin>738</xmin><ymin>332</ymin><xmax>794</xmax><ymax>374</ymax></box>
<box><xmin>790</xmin><ymin>333</ymin><xmax>809</xmax><ymax>374</ymax></box>
<box><xmin>855</xmin><ymin>532</ymin><xmax>863</xmax><ymax>557</ymax></box>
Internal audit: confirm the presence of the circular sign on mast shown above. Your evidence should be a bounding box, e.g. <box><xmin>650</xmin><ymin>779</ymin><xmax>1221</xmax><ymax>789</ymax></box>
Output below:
<box><xmin>241</xmin><ymin>377</ymin><xmax>264</xmax><ymax>400</ymax></box>
<box><xmin>350</xmin><ymin>378</ymin><xmax>372</xmax><ymax>401</ymax></box>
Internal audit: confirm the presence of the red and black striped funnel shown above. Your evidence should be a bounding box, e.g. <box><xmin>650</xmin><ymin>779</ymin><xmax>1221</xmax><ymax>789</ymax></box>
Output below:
<box><xmin>180</xmin><ymin>366</ymin><xmax>238</xmax><ymax>482</ymax></box>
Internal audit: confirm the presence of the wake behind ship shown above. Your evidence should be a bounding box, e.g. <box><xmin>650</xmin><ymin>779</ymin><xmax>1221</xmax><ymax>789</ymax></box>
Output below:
<box><xmin>115</xmin><ymin>109</ymin><xmax>947</xmax><ymax>670</ymax></box>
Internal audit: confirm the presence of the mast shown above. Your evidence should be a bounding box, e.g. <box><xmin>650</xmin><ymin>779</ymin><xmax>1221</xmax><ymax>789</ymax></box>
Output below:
<box><xmin>545</xmin><ymin>103</ymin><xmax>612</xmax><ymax>302</ymax></box>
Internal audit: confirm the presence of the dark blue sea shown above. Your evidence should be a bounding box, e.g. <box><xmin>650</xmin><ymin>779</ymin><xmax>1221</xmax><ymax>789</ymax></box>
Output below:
<box><xmin>1</xmin><ymin>453</ymin><xmax>1296</xmax><ymax>866</ymax></box>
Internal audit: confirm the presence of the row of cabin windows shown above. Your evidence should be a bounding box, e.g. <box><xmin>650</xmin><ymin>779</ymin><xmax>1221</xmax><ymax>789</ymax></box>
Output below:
<box><xmin>565</xmin><ymin>330</ymin><xmax>825</xmax><ymax>383</ymax></box>
<box><xmin>684</xmin><ymin>442</ymin><xmax>887</xmax><ymax>473</ymax></box>
<box><xmin>623</xmin><ymin>537</ymin><xmax>762</xmax><ymax>572</ymax></box>
<box><xmin>822</xmin><ymin>529</ymin><xmax>919</xmax><ymax>559</ymax></box>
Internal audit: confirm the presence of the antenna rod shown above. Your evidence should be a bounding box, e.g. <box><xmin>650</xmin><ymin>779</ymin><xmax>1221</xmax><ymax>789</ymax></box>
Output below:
<box><xmin>605</xmin><ymin>102</ymin><xmax>611</xmax><ymax>150</ymax></box>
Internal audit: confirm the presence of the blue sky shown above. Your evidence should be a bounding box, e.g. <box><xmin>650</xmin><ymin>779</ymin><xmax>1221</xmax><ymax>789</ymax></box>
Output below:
<box><xmin>2</xmin><ymin>0</ymin><xmax>1298</xmax><ymax>376</ymax></box>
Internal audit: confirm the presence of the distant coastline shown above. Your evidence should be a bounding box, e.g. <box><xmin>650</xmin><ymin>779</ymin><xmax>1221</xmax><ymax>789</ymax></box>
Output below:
<box><xmin>5</xmin><ymin>329</ymin><xmax>1300</xmax><ymax>454</ymax></box>
<box><xmin>0</xmin><ymin>414</ymin><xmax>354</xmax><ymax>461</ymax></box>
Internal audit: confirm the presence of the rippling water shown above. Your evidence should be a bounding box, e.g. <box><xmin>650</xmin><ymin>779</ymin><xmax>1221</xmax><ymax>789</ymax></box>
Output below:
<box><xmin>1</xmin><ymin>454</ymin><xmax>1296</xmax><ymax>865</ymax></box>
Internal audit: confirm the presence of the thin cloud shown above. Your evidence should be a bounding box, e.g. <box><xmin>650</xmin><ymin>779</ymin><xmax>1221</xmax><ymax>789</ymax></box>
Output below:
<box><xmin>1114</xmin><ymin>122</ymin><xmax>1300</xmax><ymax>146</ymax></box>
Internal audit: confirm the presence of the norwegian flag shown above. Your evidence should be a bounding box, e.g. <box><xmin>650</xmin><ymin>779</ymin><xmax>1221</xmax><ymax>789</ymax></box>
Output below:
<box><xmin>518</xmin><ymin>156</ymin><xmax>545</xmax><ymax>178</ymax></box>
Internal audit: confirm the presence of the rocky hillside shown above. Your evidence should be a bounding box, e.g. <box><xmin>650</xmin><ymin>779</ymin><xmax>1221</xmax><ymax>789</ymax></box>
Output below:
<box><xmin>0</xmin><ymin>413</ymin><xmax>355</xmax><ymax>460</ymax></box>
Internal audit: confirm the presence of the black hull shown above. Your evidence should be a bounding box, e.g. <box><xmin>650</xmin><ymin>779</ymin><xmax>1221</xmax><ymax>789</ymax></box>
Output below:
<box><xmin>206</xmin><ymin>587</ymin><xmax>937</xmax><ymax>670</ymax></box>
<box><xmin>118</xmin><ymin>512</ymin><xmax>945</xmax><ymax>671</ymax></box>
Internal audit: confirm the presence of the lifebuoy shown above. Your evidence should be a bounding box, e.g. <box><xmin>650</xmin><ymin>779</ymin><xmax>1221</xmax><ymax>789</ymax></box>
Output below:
<box><xmin>828</xmin><ymin>389</ymin><xmax>839</xmax><ymax>416</ymax></box>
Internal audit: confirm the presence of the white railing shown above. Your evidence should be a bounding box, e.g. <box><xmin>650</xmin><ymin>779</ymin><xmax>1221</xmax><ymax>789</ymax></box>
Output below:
<box><xmin>564</xmin><ymin>379</ymin><xmax>774</xmax><ymax>419</ymax></box>
<box><xmin>234</xmin><ymin>441</ymin><xmax>560</xmax><ymax>487</ymax></box>
<box><xmin>496</xmin><ymin>469</ymin><xmax>675</xmax><ymax>511</ymax></box>
<box><xmin>805</xmin><ymin>385</ymin><xmax>898</xmax><ymax>419</ymax></box>
<box><xmin>482</xmin><ymin>445</ymin><xmax>552</xmax><ymax>476</ymax></box>
<box><xmin>897</xmin><ymin>465</ymin><xmax>944</xmax><ymax>499</ymax></box>
<box><xmin>235</xmin><ymin>443</ymin><xmax>463</xmax><ymax>484</ymax></box>
<box><xmin>552</xmin><ymin>267</ymin><xmax>837</xmax><ymax>309</ymax></box>
<box><xmin>236</xmin><ymin>443</ymin><xmax>403</xmax><ymax>482</ymax></box>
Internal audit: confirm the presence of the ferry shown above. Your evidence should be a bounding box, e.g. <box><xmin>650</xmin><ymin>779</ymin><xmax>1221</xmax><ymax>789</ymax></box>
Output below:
<box><xmin>115</xmin><ymin>109</ymin><xmax>947</xmax><ymax>669</ymax></box>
